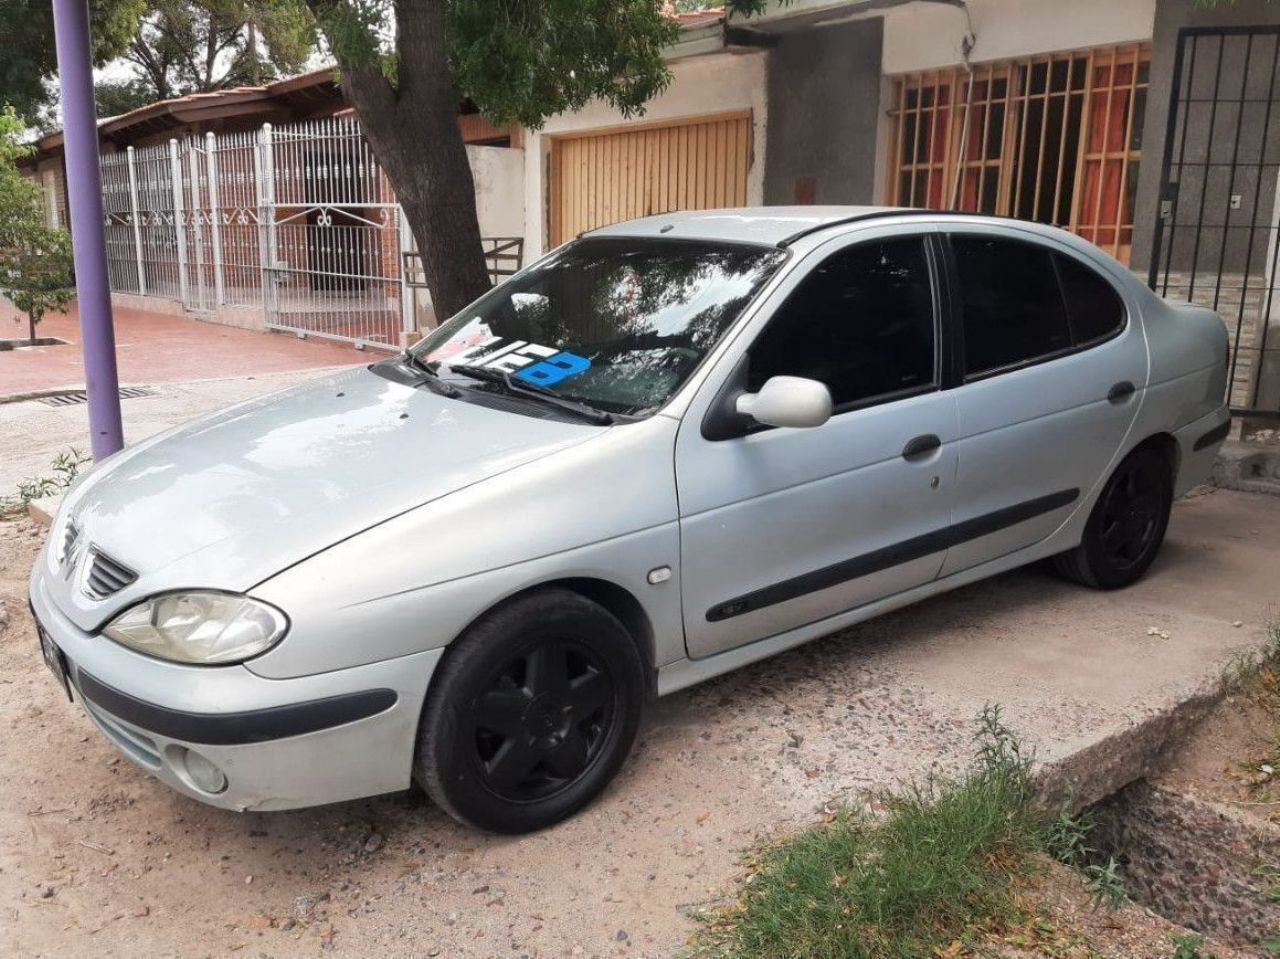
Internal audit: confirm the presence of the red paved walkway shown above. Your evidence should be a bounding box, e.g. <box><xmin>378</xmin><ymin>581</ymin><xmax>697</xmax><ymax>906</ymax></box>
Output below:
<box><xmin>1</xmin><ymin>302</ymin><xmax>370</xmax><ymax>396</ymax></box>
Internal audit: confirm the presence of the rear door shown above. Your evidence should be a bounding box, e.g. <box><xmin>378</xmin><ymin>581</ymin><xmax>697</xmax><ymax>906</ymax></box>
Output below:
<box><xmin>939</xmin><ymin>230</ymin><xmax>1147</xmax><ymax>576</ymax></box>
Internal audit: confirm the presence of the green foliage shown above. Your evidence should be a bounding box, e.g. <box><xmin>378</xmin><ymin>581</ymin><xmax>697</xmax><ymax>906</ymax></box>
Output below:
<box><xmin>116</xmin><ymin>0</ymin><xmax>315</xmax><ymax>106</ymax></box>
<box><xmin>0</xmin><ymin>0</ymin><xmax>145</xmax><ymax>124</ymax></box>
<box><xmin>1081</xmin><ymin>856</ymin><xmax>1126</xmax><ymax>910</ymax></box>
<box><xmin>0</xmin><ymin>448</ymin><xmax>91</xmax><ymax>517</ymax></box>
<box><xmin>446</xmin><ymin>0</ymin><xmax>680</xmax><ymax>126</ymax></box>
<box><xmin>302</xmin><ymin>0</ymin><xmax>780</xmax><ymax>130</ymax></box>
<box><xmin>1170</xmin><ymin>933</ymin><xmax>1218</xmax><ymax>959</ymax></box>
<box><xmin>0</xmin><ymin>107</ymin><xmax>74</xmax><ymax>343</ymax></box>
<box><xmin>1044</xmin><ymin>805</ymin><xmax>1096</xmax><ymax>867</ymax></box>
<box><xmin>687</xmin><ymin>705</ymin><xmax>1045</xmax><ymax>959</ymax></box>
<box><xmin>95</xmin><ymin>78</ymin><xmax>159</xmax><ymax>118</ymax></box>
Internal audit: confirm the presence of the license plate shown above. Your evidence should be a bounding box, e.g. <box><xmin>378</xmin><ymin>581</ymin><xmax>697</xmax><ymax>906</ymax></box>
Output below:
<box><xmin>34</xmin><ymin>616</ymin><xmax>72</xmax><ymax>702</ymax></box>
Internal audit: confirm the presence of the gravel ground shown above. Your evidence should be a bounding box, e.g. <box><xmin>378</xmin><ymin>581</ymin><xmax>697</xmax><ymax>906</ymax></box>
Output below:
<box><xmin>1</xmin><ymin>377</ymin><xmax>1276</xmax><ymax>958</ymax></box>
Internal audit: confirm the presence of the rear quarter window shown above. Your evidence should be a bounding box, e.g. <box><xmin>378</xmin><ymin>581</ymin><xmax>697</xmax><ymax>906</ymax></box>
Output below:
<box><xmin>1054</xmin><ymin>253</ymin><xmax>1126</xmax><ymax>345</ymax></box>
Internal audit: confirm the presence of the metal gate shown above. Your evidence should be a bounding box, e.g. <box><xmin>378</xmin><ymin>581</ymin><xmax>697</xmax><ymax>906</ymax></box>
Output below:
<box><xmin>260</xmin><ymin>119</ymin><xmax>407</xmax><ymax>350</ymax></box>
<box><xmin>99</xmin><ymin>118</ymin><xmax>522</xmax><ymax>352</ymax></box>
<box><xmin>1149</xmin><ymin>25</ymin><xmax>1280</xmax><ymax>417</ymax></box>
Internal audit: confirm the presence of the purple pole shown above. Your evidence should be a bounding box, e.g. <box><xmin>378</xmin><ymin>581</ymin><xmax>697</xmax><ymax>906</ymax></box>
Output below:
<box><xmin>52</xmin><ymin>0</ymin><xmax>123</xmax><ymax>459</ymax></box>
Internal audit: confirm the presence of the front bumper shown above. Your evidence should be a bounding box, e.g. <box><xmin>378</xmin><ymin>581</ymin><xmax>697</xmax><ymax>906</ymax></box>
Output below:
<box><xmin>29</xmin><ymin>572</ymin><xmax>442</xmax><ymax>812</ymax></box>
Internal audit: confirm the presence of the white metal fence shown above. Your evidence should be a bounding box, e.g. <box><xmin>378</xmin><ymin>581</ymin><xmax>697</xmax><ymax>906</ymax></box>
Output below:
<box><xmin>98</xmin><ymin>116</ymin><xmax>517</xmax><ymax>351</ymax></box>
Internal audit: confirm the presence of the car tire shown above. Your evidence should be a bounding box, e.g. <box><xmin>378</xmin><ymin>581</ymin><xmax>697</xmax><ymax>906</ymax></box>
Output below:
<box><xmin>1051</xmin><ymin>443</ymin><xmax>1174</xmax><ymax>590</ymax></box>
<box><xmin>414</xmin><ymin>588</ymin><xmax>645</xmax><ymax>834</ymax></box>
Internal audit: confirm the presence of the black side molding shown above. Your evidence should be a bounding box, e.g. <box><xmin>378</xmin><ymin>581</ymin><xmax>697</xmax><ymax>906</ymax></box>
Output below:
<box><xmin>1193</xmin><ymin>420</ymin><xmax>1231</xmax><ymax>452</ymax></box>
<box><xmin>706</xmin><ymin>488</ymin><xmax>1080</xmax><ymax>623</ymax></box>
<box><xmin>74</xmin><ymin>669</ymin><xmax>397</xmax><ymax>746</ymax></box>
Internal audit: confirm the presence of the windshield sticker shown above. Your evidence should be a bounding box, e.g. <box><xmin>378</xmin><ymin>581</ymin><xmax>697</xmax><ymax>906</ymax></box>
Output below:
<box><xmin>442</xmin><ymin>337</ymin><xmax>592</xmax><ymax>388</ymax></box>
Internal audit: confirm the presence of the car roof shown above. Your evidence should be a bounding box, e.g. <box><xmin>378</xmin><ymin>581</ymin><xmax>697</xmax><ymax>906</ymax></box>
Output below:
<box><xmin>581</xmin><ymin>207</ymin><xmax>1133</xmax><ymax>280</ymax></box>
<box><xmin>584</xmin><ymin>206</ymin><xmax>901</xmax><ymax>246</ymax></box>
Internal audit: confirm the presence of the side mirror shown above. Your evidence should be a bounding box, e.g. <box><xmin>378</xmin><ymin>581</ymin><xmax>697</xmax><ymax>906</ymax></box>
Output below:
<box><xmin>735</xmin><ymin>376</ymin><xmax>833</xmax><ymax>430</ymax></box>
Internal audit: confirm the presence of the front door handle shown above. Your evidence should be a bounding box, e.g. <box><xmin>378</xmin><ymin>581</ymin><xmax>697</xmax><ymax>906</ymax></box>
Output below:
<box><xmin>1107</xmin><ymin>381</ymin><xmax>1136</xmax><ymax>403</ymax></box>
<box><xmin>902</xmin><ymin>434</ymin><xmax>942</xmax><ymax>460</ymax></box>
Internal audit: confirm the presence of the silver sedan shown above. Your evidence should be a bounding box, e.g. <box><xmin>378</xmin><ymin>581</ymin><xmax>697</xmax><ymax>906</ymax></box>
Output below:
<box><xmin>29</xmin><ymin>208</ymin><xmax>1231</xmax><ymax>833</ymax></box>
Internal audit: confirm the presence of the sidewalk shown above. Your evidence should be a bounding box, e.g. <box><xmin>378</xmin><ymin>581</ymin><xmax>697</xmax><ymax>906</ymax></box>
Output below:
<box><xmin>0</xmin><ymin>367</ymin><xmax>344</xmax><ymax>492</ymax></box>
<box><xmin>1</xmin><ymin>300</ymin><xmax>370</xmax><ymax>398</ymax></box>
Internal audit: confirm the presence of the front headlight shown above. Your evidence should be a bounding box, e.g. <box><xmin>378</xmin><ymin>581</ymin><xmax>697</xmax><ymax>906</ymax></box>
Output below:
<box><xmin>102</xmin><ymin>592</ymin><xmax>288</xmax><ymax>665</ymax></box>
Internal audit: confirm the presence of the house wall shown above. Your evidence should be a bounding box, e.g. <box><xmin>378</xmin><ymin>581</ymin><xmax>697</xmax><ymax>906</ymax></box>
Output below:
<box><xmin>468</xmin><ymin>145</ymin><xmax>526</xmax><ymax>240</ymax></box>
<box><xmin>880</xmin><ymin>0</ymin><xmax>1156</xmax><ymax>75</ymax></box>
<box><xmin>521</xmin><ymin>49</ymin><xmax>770</xmax><ymax>260</ymax></box>
<box><xmin>1130</xmin><ymin>0</ymin><xmax>1280</xmax><ymax>276</ymax></box>
<box><xmin>762</xmin><ymin>16</ymin><xmax>883</xmax><ymax>205</ymax></box>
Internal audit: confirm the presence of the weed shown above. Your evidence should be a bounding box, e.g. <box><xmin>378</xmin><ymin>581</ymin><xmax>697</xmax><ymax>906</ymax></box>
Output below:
<box><xmin>1044</xmin><ymin>805</ymin><xmax>1095</xmax><ymax>867</ymax></box>
<box><xmin>1170</xmin><ymin>933</ymin><xmax>1218</xmax><ymax>959</ymax></box>
<box><xmin>1082</xmin><ymin>856</ymin><xmax>1126</xmax><ymax>909</ymax></box>
<box><xmin>1222</xmin><ymin>619</ymin><xmax>1280</xmax><ymax>691</ymax></box>
<box><xmin>687</xmin><ymin>705</ymin><xmax>1045</xmax><ymax>959</ymax></box>
<box><xmin>0</xmin><ymin>448</ymin><xmax>89</xmax><ymax>516</ymax></box>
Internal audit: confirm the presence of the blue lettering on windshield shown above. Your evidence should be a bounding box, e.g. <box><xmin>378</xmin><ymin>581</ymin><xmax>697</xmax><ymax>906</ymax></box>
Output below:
<box><xmin>514</xmin><ymin>351</ymin><xmax>591</xmax><ymax>387</ymax></box>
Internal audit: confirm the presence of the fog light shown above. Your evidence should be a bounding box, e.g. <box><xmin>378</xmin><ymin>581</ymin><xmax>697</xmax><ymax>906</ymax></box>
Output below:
<box><xmin>181</xmin><ymin>748</ymin><xmax>227</xmax><ymax>795</ymax></box>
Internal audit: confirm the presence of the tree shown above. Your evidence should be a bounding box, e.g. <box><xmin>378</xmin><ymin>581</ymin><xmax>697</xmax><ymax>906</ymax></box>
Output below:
<box><xmin>95</xmin><ymin>78</ymin><xmax>157</xmax><ymax>118</ymax></box>
<box><xmin>0</xmin><ymin>0</ymin><xmax>145</xmax><ymax>126</ymax></box>
<box><xmin>0</xmin><ymin>108</ymin><xmax>74</xmax><ymax>344</ymax></box>
<box><xmin>298</xmin><ymin>0</ymin><xmax>772</xmax><ymax>322</ymax></box>
<box><xmin>119</xmin><ymin>0</ymin><xmax>314</xmax><ymax>102</ymax></box>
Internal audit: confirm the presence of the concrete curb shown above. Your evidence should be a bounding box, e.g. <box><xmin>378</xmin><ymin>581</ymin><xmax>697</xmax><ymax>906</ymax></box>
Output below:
<box><xmin>1211</xmin><ymin>440</ymin><xmax>1280</xmax><ymax>497</ymax></box>
<box><xmin>27</xmin><ymin>496</ymin><xmax>61</xmax><ymax>528</ymax></box>
<box><xmin>1033</xmin><ymin>677</ymin><xmax>1227</xmax><ymax>814</ymax></box>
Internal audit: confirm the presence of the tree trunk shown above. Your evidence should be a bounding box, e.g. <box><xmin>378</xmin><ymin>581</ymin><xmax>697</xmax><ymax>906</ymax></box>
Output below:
<box><xmin>311</xmin><ymin>0</ymin><xmax>492</xmax><ymax>324</ymax></box>
<box><xmin>27</xmin><ymin>311</ymin><xmax>38</xmax><ymax>345</ymax></box>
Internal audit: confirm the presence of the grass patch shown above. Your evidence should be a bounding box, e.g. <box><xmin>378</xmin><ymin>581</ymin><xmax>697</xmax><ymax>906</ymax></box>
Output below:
<box><xmin>688</xmin><ymin>706</ymin><xmax>1067</xmax><ymax>959</ymax></box>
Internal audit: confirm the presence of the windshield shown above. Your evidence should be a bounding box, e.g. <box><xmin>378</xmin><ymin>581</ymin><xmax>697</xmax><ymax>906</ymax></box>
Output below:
<box><xmin>411</xmin><ymin>237</ymin><xmax>787</xmax><ymax>417</ymax></box>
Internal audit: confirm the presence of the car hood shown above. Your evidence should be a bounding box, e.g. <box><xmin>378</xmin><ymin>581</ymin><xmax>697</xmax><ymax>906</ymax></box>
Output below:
<box><xmin>44</xmin><ymin>367</ymin><xmax>599</xmax><ymax>631</ymax></box>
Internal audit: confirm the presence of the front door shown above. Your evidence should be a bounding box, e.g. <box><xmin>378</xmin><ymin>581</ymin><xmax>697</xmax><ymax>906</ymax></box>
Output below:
<box><xmin>938</xmin><ymin>230</ymin><xmax>1147</xmax><ymax>577</ymax></box>
<box><xmin>676</xmin><ymin>230</ymin><xmax>958</xmax><ymax>659</ymax></box>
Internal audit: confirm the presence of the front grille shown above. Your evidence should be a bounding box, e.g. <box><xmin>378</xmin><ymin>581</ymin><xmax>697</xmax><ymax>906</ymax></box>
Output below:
<box><xmin>83</xmin><ymin>550</ymin><xmax>137</xmax><ymax>600</ymax></box>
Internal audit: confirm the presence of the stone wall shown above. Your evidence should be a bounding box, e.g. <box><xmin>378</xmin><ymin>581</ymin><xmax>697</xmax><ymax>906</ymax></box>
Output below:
<box><xmin>1091</xmin><ymin>780</ymin><xmax>1280</xmax><ymax>944</ymax></box>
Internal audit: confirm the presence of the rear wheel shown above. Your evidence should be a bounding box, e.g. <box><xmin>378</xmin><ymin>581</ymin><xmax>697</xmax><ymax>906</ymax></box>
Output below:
<box><xmin>415</xmin><ymin>589</ymin><xmax>644</xmax><ymax>833</ymax></box>
<box><xmin>1052</xmin><ymin>444</ymin><xmax>1173</xmax><ymax>590</ymax></box>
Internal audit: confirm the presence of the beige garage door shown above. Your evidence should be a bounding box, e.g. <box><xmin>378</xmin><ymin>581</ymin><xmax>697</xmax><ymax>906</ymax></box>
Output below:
<box><xmin>549</xmin><ymin>112</ymin><xmax>751</xmax><ymax>246</ymax></box>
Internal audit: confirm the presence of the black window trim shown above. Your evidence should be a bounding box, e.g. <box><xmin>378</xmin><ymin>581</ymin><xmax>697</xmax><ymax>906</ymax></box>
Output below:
<box><xmin>939</xmin><ymin>232</ymin><xmax>1131</xmax><ymax>386</ymax></box>
<box><xmin>747</xmin><ymin>230</ymin><xmax>946</xmax><ymax>421</ymax></box>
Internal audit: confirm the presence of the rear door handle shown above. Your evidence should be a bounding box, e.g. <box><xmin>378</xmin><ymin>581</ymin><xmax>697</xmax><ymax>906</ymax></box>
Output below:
<box><xmin>902</xmin><ymin>434</ymin><xmax>942</xmax><ymax>460</ymax></box>
<box><xmin>1107</xmin><ymin>381</ymin><xmax>1136</xmax><ymax>403</ymax></box>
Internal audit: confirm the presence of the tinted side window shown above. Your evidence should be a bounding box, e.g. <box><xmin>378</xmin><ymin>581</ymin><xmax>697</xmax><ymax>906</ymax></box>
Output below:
<box><xmin>1054</xmin><ymin>254</ymin><xmax>1125</xmax><ymax>344</ymax></box>
<box><xmin>952</xmin><ymin>236</ymin><xmax>1072</xmax><ymax>377</ymax></box>
<box><xmin>748</xmin><ymin>237</ymin><xmax>936</xmax><ymax>408</ymax></box>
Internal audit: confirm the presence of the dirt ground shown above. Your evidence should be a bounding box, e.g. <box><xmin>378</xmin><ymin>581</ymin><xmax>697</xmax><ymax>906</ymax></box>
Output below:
<box><xmin>998</xmin><ymin>859</ymin><xmax>1257</xmax><ymax>959</ymax></box>
<box><xmin>1155</xmin><ymin>665</ymin><xmax>1280</xmax><ymax>827</ymax></box>
<box><xmin>1</xmin><ymin>488</ymin><xmax>1277</xmax><ymax>958</ymax></box>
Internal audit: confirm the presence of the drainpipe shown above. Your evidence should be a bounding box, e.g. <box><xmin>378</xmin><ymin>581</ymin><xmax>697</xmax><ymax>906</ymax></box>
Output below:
<box><xmin>52</xmin><ymin>0</ymin><xmax>124</xmax><ymax>460</ymax></box>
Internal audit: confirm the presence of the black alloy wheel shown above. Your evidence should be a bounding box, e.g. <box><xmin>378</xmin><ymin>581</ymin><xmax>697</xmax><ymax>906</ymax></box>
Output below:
<box><xmin>1052</xmin><ymin>443</ymin><xmax>1173</xmax><ymax>590</ymax></box>
<box><xmin>415</xmin><ymin>588</ymin><xmax>645</xmax><ymax>834</ymax></box>
<box><xmin>468</xmin><ymin>640</ymin><xmax>614</xmax><ymax>802</ymax></box>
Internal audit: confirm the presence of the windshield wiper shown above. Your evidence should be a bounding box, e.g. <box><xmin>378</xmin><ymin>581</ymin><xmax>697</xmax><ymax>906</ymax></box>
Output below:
<box><xmin>401</xmin><ymin>351</ymin><xmax>461</xmax><ymax>397</ymax></box>
<box><xmin>447</xmin><ymin>364</ymin><xmax>614</xmax><ymax>425</ymax></box>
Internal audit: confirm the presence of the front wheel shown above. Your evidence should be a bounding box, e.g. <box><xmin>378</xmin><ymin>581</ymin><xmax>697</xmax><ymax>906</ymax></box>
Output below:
<box><xmin>1051</xmin><ymin>444</ymin><xmax>1173</xmax><ymax>590</ymax></box>
<box><xmin>415</xmin><ymin>588</ymin><xmax>645</xmax><ymax>833</ymax></box>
